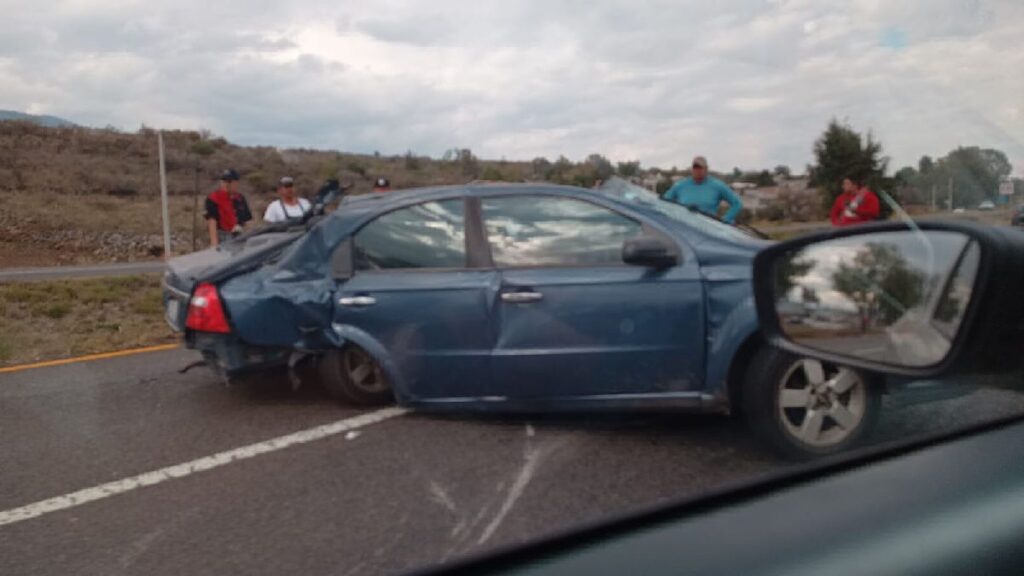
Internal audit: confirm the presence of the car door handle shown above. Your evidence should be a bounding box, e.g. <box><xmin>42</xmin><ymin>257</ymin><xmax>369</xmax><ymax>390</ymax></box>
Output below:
<box><xmin>339</xmin><ymin>296</ymin><xmax>377</xmax><ymax>307</ymax></box>
<box><xmin>501</xmin><ymin>291</ymin><xmax>543</xmax><ymax>303</ymax></box>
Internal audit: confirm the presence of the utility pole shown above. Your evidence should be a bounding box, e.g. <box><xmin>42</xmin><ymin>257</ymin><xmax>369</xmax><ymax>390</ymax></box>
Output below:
<box><xmin>192</xmin><ymin>156</ymin><xmax>199</xmax><ymax>252</ymax></box>
<box><xmin>158</xmin><ymin>131</ymin><xmax>171</xmax><ymax>259</ymax></box>
<box><xmin>948</xmin><ymin>176</ymin><xmax>953</xmax><ymax>211</ymax></box>
<box><xmin>931</xmin><ymin>184</ymin><xmax>936</xmax><ymax>212</ymax></box>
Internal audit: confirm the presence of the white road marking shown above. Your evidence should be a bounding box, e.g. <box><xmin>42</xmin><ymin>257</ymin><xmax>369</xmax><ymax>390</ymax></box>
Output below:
<box><xmin>0</xmin><ymin>407</ymin><xmax>407</xmax><ymax>528</ymax></box>
<box><xmin>476</xmin><ymin>446</ymin><xmax>544</xmax><ymax>545</ymax></box>
<box><xmin>429</xmin><ymin>481</ymin><xmax>457</xmax><ymax>514</ymax></box>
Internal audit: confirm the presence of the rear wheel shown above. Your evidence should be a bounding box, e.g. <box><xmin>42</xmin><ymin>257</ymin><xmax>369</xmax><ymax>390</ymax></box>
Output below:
<box><xmin>319</xmin><ymin>346</ymin><xmax>394</xmax><ymax>406</ymax></box>
<box><xmin>741</xmin><ymin>346</ymin><xmax>880</xmax><ymax>460</ymax></box>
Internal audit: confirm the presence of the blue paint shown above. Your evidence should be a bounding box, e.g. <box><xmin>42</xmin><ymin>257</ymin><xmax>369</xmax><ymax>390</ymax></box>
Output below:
<box><xmin>180</xmin><ymin>180</ymin><xmax>772</xmax><ymax>414</ymax></box>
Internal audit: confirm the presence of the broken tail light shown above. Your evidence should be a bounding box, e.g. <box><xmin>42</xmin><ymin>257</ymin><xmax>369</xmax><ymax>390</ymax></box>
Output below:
<box><xmin>186</xmin><ymin>282</ymin><xmax>231</xmax><ymax>333</ymax></box>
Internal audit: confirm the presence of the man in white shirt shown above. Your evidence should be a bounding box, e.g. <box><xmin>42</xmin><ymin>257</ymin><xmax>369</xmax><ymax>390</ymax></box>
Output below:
<box><xmin>263</xmin><ymin>176</ymin><xmax>311</xmax><ymax>223</ymax></box>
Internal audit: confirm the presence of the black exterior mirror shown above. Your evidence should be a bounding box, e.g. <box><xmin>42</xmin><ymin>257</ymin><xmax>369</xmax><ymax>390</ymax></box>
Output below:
<box><xmin>754</xmin><ymin>222</ymin><xmax>1024</xmax><ymax>378</ymax></box>
<box><xmin>623</xmin><ymin>236</ymin><xmax>678</xmax><ymax>268</ymax></box>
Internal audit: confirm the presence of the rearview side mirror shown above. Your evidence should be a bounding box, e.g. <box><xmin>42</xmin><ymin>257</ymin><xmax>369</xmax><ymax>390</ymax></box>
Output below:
<box><xmin>753</xmin><ymin>222</ymin><xmax>1024</xmax><ymax>378</ymax></box>
<box><xmin>623</xmin><ymin>236</ymin><xmax>679</xmax><ymax>268</ymax></box>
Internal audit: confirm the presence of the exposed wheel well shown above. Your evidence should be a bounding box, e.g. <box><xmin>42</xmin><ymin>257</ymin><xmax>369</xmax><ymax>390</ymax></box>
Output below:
<box><xmin>726</xmin><ymin>334</ymin><xmax>765</xmax><ymax>416</ymax></box>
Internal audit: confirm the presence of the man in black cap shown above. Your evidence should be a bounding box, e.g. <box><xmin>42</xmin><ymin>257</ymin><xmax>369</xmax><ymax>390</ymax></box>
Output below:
<box><xmin>372</xmin><ymin>177</ymin><xmax>391</xmax><ymax>193</ymax></box>
<box><xmin>204</xmin><ymin>169</ymin><xmax>252</xmax><ymax>246</ymax></box>
<box><xmin>263</xmin><ymin>176</ymin><xmax>311</xmax><ymax>223</ymax></box>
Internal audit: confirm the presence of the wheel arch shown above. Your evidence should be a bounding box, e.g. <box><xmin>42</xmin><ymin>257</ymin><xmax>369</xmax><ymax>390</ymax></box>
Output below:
<box><xmin>326</xmin><ymin>323</ymin><xmax>411</xmax><ymax>402</ymax></box>
<box><xmin>725</xmin><ymin>332</ymin><xmax>766</xmax><ymax>415</ymax></box>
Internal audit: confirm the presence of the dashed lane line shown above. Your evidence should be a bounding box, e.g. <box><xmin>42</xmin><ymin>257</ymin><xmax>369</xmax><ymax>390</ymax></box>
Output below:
<box><xmin>0</xmin><ymin>407</ymin><xmax>408</xmax><ymax>528</ymax></box>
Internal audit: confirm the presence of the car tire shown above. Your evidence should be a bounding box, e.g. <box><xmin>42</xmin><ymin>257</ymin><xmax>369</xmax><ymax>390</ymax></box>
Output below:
<box><xmin>318</xmin><ymin>346</ymin><xmax>394</xmax><ymax>406</ymax></box>
<box><xmin>741</xmin><ymin>346</ymin><xmax>881</xmax><ymax>460</ymax></box>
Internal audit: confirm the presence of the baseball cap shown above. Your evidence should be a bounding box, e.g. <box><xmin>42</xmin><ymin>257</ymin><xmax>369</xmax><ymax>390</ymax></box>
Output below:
<box><xmin>692</xmin><ymin>156</ymin><xmax>708</xmax><ymax>169</ymax></box>
<box><xmin>279</xmin><ymin>176</ymin><xmax>294</xmax><ymax>187</ymax></box>
<box><xmin>220</xmin><ymin>169</ymin><xmax>239</xmax><ymax>181</ymax></box>
<box><xmin>374</xmin><ymin>177</ymin><xmax>390</xmax><ymax>188</ymax></box>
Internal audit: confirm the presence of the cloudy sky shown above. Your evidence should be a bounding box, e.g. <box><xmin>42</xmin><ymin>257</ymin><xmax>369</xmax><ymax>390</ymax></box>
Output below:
<box><xmin>3</xmin><ymin>0</ymin><xmax>1023</xmax><ymax>173</ymax></box>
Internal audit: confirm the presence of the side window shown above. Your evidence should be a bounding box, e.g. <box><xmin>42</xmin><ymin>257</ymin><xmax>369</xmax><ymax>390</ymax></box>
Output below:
<box><xmin>354</xmin><ymin>199</ymin><xmax>466</xmax><ymax>270</ymax></box>
<box><xmin>482</xmin><ymin>196</ymin><xmax>643</xmax><ymax>267</ymax></box>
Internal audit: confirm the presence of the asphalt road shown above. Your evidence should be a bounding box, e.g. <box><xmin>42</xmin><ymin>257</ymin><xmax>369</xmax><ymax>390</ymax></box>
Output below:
<box><xmin>3</xmin><ymin>349</ymin><xmax>1024</xmax><ymax>576</ymax></box>
<box><xmin>0</xmin><ymin>261</ymin><xmax>166</xmax><ymax>282</ymax></box>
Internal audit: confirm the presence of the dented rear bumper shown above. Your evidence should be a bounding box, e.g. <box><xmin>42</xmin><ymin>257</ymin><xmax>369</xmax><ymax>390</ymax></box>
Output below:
<box><xmin>187</xmin><ymin>332</ymin><xmax>289</xmax><ymax>375</ymax></box>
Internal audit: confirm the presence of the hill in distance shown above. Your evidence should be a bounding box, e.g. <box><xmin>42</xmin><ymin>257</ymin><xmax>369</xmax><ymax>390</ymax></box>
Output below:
<box><xmin>0</xmin><ymin>109</ymin><xmax>77</xmax><ymax>128</ymax></box>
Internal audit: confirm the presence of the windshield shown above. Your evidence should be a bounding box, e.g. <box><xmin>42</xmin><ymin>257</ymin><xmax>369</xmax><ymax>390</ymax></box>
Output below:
<box><xmin>597</xmin><ymin>177</ymin><xmax>760</xmax><ymax>242</ymax></box>
<box><xmin>2</xmin><ymin>2</ymin><xmax>1023</xmax><ymax>576</ymax></box>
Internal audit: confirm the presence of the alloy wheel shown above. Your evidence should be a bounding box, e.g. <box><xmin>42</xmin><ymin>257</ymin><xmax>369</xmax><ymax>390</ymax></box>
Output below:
<box><xmin>777</xmin><ymin>359</ymin><xmax>867</xmax><ymax>448</ymax></box>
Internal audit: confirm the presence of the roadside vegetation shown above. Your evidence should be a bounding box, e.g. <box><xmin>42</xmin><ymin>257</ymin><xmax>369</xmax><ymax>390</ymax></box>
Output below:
<box><xmin>0</xmin><ymin>275</ymin><xmax>175</xmax><ymax>366</ymax></box>
<box><xmin>0</xmin><ymin>118</ymin><xmax>1020</xmax><ymax>267</ymax></box>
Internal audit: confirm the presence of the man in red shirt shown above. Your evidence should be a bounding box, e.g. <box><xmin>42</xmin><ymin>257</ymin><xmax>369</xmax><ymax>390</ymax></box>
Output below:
<box><xmin>830</xmin><ymin>176</ymin><xmax>880</xmax><ymax>227</ymax></box>
<box><xmin>205</xmin><ymin>169</ymin><xmax>251</xmax><ymax>246</ymax></box>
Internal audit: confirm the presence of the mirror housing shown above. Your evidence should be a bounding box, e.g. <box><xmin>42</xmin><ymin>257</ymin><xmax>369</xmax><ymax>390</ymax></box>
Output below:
<box><xmin>753</xmin><ymin>221</ymin><xmax>1024</xmax><ymax>378</ymax></box>
<box><xmin>623</xmin><ymin>236</ymin><xmax>679</xmax><ymax>268</ymax></box>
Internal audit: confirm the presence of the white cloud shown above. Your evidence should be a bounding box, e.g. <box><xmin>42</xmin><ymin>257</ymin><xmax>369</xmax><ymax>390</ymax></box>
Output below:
<box><xmin>726</xmin><ymin>97</ymin><xmax>781</xmax><ymax>113</ymax></box>
<box><xmin>0</xmin><ymin>0</ymin><xmax>1022</xmax><ymax>174</ymax></box>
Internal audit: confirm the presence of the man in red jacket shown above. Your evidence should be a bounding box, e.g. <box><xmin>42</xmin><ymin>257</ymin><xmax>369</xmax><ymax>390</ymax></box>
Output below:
<box><xmin>830</xmin><ymin>176</ymin><xmax>880</xmax><ymax>227</ymax></box>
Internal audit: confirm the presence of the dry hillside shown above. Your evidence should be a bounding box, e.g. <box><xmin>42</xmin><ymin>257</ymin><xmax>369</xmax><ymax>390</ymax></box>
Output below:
<box><xmin>0</xmin><ymin>121</ymin><xmax>570</xmax><ymax>266</ymax></box>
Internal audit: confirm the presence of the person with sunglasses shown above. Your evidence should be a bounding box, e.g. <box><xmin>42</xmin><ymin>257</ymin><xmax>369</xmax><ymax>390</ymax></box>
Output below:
<box><xmin>663</xmin><ymin>156</ymin><xmax>743</xmax><ymax>223</ymax></box>
<box><xmin>263</xmin><ymin>176</ymin><xmax>311</xmax><ymax>223</ymax></box>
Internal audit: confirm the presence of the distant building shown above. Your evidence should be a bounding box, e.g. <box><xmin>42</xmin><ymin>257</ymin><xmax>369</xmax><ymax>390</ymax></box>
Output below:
<box><xmin>739</xmin><ymin>178</ymin><xmax>818</xmax><ymax>218</ymax></box>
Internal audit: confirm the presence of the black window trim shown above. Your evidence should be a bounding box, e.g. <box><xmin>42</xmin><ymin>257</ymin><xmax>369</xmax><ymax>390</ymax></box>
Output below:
<box><xmin>474</xmin><ymin>192</ymin><xmax>682</xmax><ymax>271</ymax></box>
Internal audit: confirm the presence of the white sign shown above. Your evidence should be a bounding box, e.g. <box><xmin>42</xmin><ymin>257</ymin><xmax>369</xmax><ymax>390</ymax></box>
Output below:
<box><xmin>1000</xmin><ymin>180</ymin><xmax>1014</xmax><ymax>196</ymax></box>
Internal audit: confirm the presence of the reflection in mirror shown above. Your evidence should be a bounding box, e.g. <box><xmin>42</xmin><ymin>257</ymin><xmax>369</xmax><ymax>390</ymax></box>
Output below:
<box><xmin>774</xmin><ymin>231</ymin><xmax>980</xmax><ymax>368</ymax></box>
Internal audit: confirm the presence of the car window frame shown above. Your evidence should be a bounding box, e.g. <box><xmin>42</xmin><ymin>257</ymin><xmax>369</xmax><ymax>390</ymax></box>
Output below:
<box><xmin>338</xmin><ymin>196</ymin><xmax>474</xmax><ymax>275</ymax></box>
<box><xmin>473</xmin><ymin>192</ymin><xmax>679</xmax><ymax>271</ymax></box>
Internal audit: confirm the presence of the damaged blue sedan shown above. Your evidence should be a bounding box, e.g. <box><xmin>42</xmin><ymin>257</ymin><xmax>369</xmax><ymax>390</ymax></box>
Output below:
<box><xmin>163</xmin><ymin>178</ymin><xmax>883</xmax><ymax>458</ymax></box>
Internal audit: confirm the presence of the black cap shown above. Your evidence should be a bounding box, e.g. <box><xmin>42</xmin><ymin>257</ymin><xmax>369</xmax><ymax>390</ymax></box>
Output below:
<box><xmin>374</xmin><ymin>177</ymin><xmax>390</xmax><ymax>188</ymax></box>
<box><xmin>220</xmin><ymin>169</ymin><xmax>239</xmax><ymax>181</ymax></box>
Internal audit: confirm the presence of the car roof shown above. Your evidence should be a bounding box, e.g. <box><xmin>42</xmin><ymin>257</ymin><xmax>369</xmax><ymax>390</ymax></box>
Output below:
<box><xmin>339</xmin><ymin>182</ymin><xmax>595</xmax><ymax>207</ymax></box>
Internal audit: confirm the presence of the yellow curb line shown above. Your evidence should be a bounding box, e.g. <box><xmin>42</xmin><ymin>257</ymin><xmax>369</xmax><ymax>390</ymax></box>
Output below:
<box><xmin>0</xmin><ymin>343</ymin><xmax>181</xmax><ymax>375</ymax></box>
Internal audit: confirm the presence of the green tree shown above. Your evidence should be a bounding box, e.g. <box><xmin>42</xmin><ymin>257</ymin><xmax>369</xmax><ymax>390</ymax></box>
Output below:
<box><xmin>775</xmin><ymin>256</ymin><xmax>815</xmax><ymax>298</ymax></box>
<box><xmin>937</xmin><ymin>147</ymin><xmax>1011</xmax><ymax>206</ymax></box>
<box><xmin>918</xmin><ymin>155</ymin><xmax>934</xmax><ymax>175</ymax></box>
<box><xmin>616</xmin><ymin>161</ymin><xmax>641</xmax><ymax>177</ymax></box>
<box><xmin>404</xmin><ymin>150</ymin><xmax>421</xmax><ymax>171</ymax></box>
<box><xmin>808</xmin><ymin>119</ymin><xmax>889</xmax><ymax>212</ymax></box>
<box><xmin>547</xmin><ymin>155</ymin><xmax>574</xmax><ymax>184</ymax></box>
<box><xmin>585</xmin><ymin>153</ymin><xmax>615</xmax><ymax>180</ymax></box>
<box><xmin>773</xmin><ymin>165</ymin><xmax>792</xmax><ymax>179</ymax></box>
<box><xmin>832</xmin><ymin>243</ymin><xmax>924</xmax><ymax>324</ymax></box>
<box><xmin>530</xmin><ymin>157</ymin><xmax>552</xmax><ymax>179</ymax></box>
<box><xmin>456</xmin><ymin>148</ymin><xmax>479</xmax><ymax>178</ymax></box>
<box><xmin>480</xmin><ymin>165</ymin><xmax>509</xmax><ymax>181</ymax></box>
<box><xmin>894</xmin><ymin>166</ymin><xmax>917</xmax><ymax>185</ymax></box>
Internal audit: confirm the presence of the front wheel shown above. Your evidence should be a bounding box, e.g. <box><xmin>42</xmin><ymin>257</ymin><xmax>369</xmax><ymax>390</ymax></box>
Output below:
<box><xmin>741</xmin><ymin>347</ymin><xmax>881</xmax><ymax>460</ymax></box>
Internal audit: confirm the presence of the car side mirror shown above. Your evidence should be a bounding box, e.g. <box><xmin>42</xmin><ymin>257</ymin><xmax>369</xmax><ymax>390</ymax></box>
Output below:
<box><xmin>753</xmin><ymin>222</ymin><xmax>1024</xmax><ymax>378</ymax></box>
<box><xmin>623</xmin><ymin>236</ymin><xmax>678</xmax><ymax>268</ymax></box>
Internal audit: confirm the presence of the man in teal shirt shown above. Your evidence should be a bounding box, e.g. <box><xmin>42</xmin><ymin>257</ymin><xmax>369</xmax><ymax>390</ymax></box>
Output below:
<box><xmin>663</xmin><ymin>156</ymin><xmax>743</xmax><ymax>223</ymax></box>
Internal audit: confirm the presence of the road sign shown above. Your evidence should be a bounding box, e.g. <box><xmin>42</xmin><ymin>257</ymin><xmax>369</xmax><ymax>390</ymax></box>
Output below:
<box><xmin>1000</xmin><ymin>180</ymin><xmax>1014</xmax><ymax>196</ymax></box>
